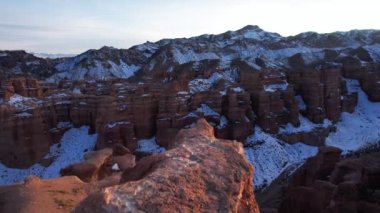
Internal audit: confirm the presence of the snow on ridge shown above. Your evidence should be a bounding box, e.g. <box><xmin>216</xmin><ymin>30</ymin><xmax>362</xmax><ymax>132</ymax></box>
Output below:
<box><xmin>31</xmin><ymin>53</ymin><xmax>76</xmax><ymax>59</ymax></box>
<box><xmin>48</xmin><ymin>59</ymin><xmax>141</xmax><ymax>82</ymax></box>
<box><xmin>172</xmin><ymin>48</ymin><xmax>219</xmax><ymax>64</ymax></box>
<box><xmin>0</xmin><ymin>126</ymin><xmax>97</xmax><ymax>185</ymax></box>
<box><xmin>55</xmin><ymin>53</ymin><xmax>88</xmax><ymax>72</ymax></box>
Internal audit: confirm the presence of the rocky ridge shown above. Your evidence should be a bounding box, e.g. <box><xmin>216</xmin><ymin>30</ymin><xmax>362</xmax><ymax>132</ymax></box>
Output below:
<box><xmin>0</xmin><ymin>119</ymin><xmax>259</xmax><ymax>213</ymax></box>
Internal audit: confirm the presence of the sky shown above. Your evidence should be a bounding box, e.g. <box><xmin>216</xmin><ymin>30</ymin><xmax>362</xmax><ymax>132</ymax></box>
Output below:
<box><xmin>1</xmin><ymin>0</ymin><xmax>380</xmax><ymax>54</ymax></box>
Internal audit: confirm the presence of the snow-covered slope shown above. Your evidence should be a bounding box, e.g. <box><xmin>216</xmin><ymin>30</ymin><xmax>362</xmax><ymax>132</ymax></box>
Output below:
<box><xmin>2</xmin><ymin>26</ymin><xmax>380</xmax><ymax>81</ymax></box>
<box><xmin>245</xmin><ymin>79</ymin><xmax>380</xmax><ymax>190</ymax></box>
<box><xmin>326</xmin><ymin>79</ymin><xmax>380</xmax><ymax>153</ymax></box>
<box><xmin>244</xmin><ymin>128</ymin><xmax>318</xmax><ymax>189</ymax></box>
<box><xmin>0</xmin><ymin>125</ymin><xmax>97</xmax><ymax>185</ymax></box>
<box><xmin>136</xmin><ymin>25</ymin><xmax>380</xmax><ymax>72</ymax></box>
<box><xmin>47</xmin><ymin>46</ymin><xmax>147</xmax><ymax>82</ymax></box>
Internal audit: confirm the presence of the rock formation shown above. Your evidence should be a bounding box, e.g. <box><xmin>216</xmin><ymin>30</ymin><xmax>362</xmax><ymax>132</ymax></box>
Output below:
<box><xmin>0</xmin><ymin>119</ymin><xmax>259</xmax><ymax>213</ymax></box>
<box><xmin>75</xmin><ymin>119</ymin><xmax>259</xmax><ymax>213</ymax></box>
<box><xmin>1</xmin><ymin>26</ymin><xmax>380</xmax><ymax>213</ymax></box>
<box><xmin>279</xmin><ymin>148</ymin><xmax>380</xmax><ymax>213</ymax></box>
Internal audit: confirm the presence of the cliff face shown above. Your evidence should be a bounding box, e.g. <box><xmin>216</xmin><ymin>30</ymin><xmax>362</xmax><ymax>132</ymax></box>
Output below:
<box><xmin>279</xmin><ymin>147</ymin><xmax>380</xmax><ymax>213</ymax></box>
<box><xmin>0</xmin><ymin>119</ymin><xmax>259</xmax><ymax>213</ymax></box>
<box><xmin>0</xmin><ymin>61</ymin><xmax>372</xmax><ymax>169</ymax></box>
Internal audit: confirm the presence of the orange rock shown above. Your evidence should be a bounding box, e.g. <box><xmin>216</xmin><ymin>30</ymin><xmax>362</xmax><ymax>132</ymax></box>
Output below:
<box><xmin>75</xmin><ymin>119</ymin><xmax>259</xmax><ymax>212</ymax></box>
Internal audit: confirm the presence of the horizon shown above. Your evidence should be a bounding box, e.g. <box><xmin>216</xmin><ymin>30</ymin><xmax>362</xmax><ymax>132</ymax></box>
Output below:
<box><xmin>1</xmin><ymin>0</ymin><xmax>380</xmax><ymax>54</ymax></box>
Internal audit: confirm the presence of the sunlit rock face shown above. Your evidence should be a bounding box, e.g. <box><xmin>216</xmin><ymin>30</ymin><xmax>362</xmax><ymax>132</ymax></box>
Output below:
<box><xmin>75</xmin><ymin>119</ymin><xmax>259</xmax><ymax>213</ymax></box>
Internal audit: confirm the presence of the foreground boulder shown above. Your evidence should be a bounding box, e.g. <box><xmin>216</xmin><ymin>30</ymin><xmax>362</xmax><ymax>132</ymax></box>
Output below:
<box><xmin>60</xmin><ymin>148</ymin><xmax>114</xmax><ymax>182</ymax></box>
<box><xmin>0</xmin><ymin>176</ymin><xmax>89</xmax><ymax>213</ymax></box>
<box><xmin>75</xmin><ymin>119</ymin><xmax>259</xmax><ymax>212</ymax></box>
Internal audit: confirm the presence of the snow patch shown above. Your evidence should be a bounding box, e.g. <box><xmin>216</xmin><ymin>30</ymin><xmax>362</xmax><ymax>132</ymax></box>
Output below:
<box><xmin>196</xmin><ymin>104</ymin><xmax>219</xmax><ymax>117</ymax></box>
<box><xmin>136</xmin><ymin>137</ymin><xmax>166</xmax><ymax>153</ymax></box>
<box><xmin>15</xmin><ymin>112</ymin><xmax>33</xmax><ymax>118</ymax></box>
<box><xmin>112</xmin><ymin>163</ymin><xmax>120</xmax><ymax>171</ymax></box>
<box><xmin>244</xmin><ymin>127</ymin><xmax>318</xmax><ymax>189</ymax></box>
<box><xmin>73</xmin><ymin>88</ymin><xmax>82</xmax><ymax>95</ymax></box>
<box><xmin>8</xmin><ymin>94</ymin><xmax>42</xmax><ymax>111</ymax></box>
<box><xmin>172</xmin><ymin>48</ymin><xmax>219</xmax><ymax>64</ymax></box>
<box><xmin>0</xmin><ymin>126</ymin><xmax>97</xmax><ymax>185</ymax></box>
<box><xmin>106</xmin><ymin>121</ymin><xmax>130</xmax><ymax>129</ymax></box>
<box><xmin>217</xmin><ymin>116</ymin><xmax>229</xmax><ymax>129</ymax></box>
<box><xmin>232</xmin><ymin>87</ymin><xmax>243</xmax><ymax>93</ymax></box>
<box><xmin>295</xmin><ymin>95</ymin><xmax>307</xmax><ymax>111</ymax></box>
<box><xmin>49</xmin><ymin>59</ymin><xmax>140</xmax><ymax>82</ymax></box>
<box><xmin>279</xmin><ymin>115</ymin><xmax>331</xmax><ymax>134</ymax></box>
<box><xmin>188</xmin><ymin>69</ymin><xmax>237</xmax><ymax>94</ymax></box>
<box><xmin>264</xmin><ymin>82</ymin><xmax>288</xmax><ymax>92</ymax></box>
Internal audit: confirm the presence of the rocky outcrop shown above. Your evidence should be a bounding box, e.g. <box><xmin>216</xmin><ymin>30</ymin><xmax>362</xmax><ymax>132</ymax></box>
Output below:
<box><xmin>0</xmin><ymin>175</ymin><xmax>90</xmax><ymax>213</ymax></box>
<box><xmin>287</xmin><ymin>68</ymin><xmax>347</xmax><ymax>123</ymax></box>
<box><xmin>239</xmin><ymin>65</ymin><xmax>300</xmax><ymax>134</ymax></box>
<box><xmin>0</xmin><ymin>119</ymin><xmax>259</xmax><ymax>212</ymax></box>
<box><xmin>279</xmin><ymin>148</ymin><xmax>380</xmax><ymax>213</ymax></box>
<box><xmin>61</xmin><ymin>148</ymin><xmax>114</xmax><ymax>182</ymax></box>
<box><xmin>0</xmin><ymin>77</ymin><xmax>43</xmax><ymax>100</ymax></box>
<box><xmin>0</xmin><ymin>66</ymin><xmax>363</xmax><ymax>168</ymax></box>
<box><xmin>75</xmin><ymin>119</ymin><xmax>259</xmax><ymax>212</ymax></box>
<box><xmin>60</xmin><ymin>146</ymin><xmax>136</xmax><ymax>183</ymax></box>
<box><xmin>342</xmin><ymin>61</ymin><xmax>380</xmax><ymax>102</ymax></box>
<box><xmin>0</xmin><ymin>50</ymin><xmax>58</xmax><ymax>80</ymax></box>
<box><xmin>0</xmin><ymin>104</ymin><xmax>56</xmax><ymax>168</ymax></box>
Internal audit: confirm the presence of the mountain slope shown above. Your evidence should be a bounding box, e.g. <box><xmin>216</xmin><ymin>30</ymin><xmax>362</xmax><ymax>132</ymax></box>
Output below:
<box><xmin>2</xmin><ymin>26</ymin><xmax>380</xmax><ymax>82</ymax></box>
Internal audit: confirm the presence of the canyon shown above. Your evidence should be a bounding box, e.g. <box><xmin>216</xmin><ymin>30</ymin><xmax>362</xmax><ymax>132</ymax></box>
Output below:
<box><xmin>0</xmin><ymin>26</ymin><xmax>380</xmax><ymax>212</ymax></box>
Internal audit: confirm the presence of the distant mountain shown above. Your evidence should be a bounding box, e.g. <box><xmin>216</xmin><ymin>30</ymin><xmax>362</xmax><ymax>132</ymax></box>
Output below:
<box><xmin>2</xmin><ymin>25</ymin><xmax>380</xmax><ymax>82</ymax></box>
<box><xmin>31</xmin><ymin>53</ymin><xmax>77</xmax><ymax>59</ymax></box>
<box><xmin>0</xmin><ymin>50</ymin><xmax>59</xmax><ymax>80</ymax></box>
